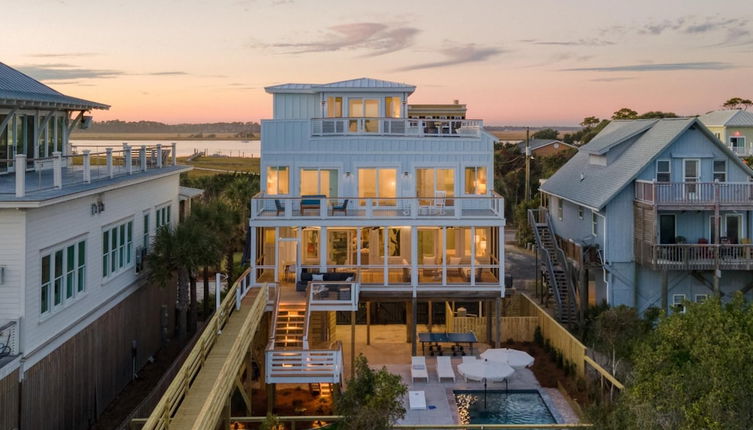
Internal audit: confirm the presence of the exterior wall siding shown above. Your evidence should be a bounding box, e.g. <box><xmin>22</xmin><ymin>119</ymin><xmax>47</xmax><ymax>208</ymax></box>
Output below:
<box><xmin>22</xmin><ymin>174</ymin><xmax>180</xmax><ymax>365</ymax></box>
<box><xmin>0</xmin><ymin>210</ymin><xmax>25</xmax><ymax>321</ymax></box>
<box><xmin>604</xmin><ymin>185</ymin><xmax>634</xmax><ymax>263</ymax></box>
<box><xmin>0</xmin><ymin>368</ymin><xmax>19</xmax><ymax>430</ymax></box>
<box><xmin>272</xmin><ymin>94</ymin><xmax>320</xmax><ymax>120</ymax></box>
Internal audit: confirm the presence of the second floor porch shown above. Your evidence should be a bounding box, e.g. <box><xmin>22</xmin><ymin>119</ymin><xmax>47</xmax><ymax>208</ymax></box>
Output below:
<box><xmin>635</xmin><ymin>179</ymin><xmax>753</xmax><ymax>209</ymax></box>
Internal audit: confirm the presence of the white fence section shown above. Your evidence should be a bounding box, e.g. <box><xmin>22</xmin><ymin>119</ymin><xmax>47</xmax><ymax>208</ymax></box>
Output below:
<box><xmin>265</xmin><ymin>345</ymin><xmax>343</xmax><ymax>384</ymax></box>
<box><xmin>311</xmin><ymin>117</ymin><xmax>483</xmax><ymax>138</ymax></box>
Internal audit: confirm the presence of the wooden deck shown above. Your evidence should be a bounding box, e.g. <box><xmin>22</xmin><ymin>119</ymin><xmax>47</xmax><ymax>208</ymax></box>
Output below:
<box><xmin>169</xmin><ymin>289</ymin><xmax>265</xmax><ymax>429</ymax></box>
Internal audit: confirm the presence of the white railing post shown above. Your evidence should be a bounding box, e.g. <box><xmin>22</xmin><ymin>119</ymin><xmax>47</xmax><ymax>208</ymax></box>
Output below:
<box><xmin>235</xmin><ymin>285</ymin><xmax>241</xmax><ymax>310</ymax></box>
<box><xmin>15</xmin><ymin>154</ymin><xmax>26</xmax><ymax>197</ymax></box>
<box><xmin>320</xmin><ymin>197</ymin><xmax>327</xmax><ymax>218</ymax></box>
<box><xmin>171</xmin><ymin>142</ymin><xmax>177</xmax><ymax>166</ymax></box>
<box><xmin>156</xmin><ymin>144</ymin><xmax>163</xmax><ymax>168</ymax></box>
<box><xmin>82</xmin><ymin>150</ymin><xmax>91</xmax><ymax>184</ymax></box>
<box><xmin>106</xmin><ymin>148</ymin><xmax>114</xmax><ymax>178</ymax></box>
<box><xmin>140</xmin><ymin>145</ymin><xmax>147</xmax><ymax>171</ymax></box>
<box><xmin>124</xmin><ymin>145</ymin><xmax>133</xmax><ymax>175</ymax></box>
<box><xmin>284</xmin><ymin>199</ymin><xmax>292</xmax><ymax>218</ymax></box>
<box><xmin>215</xmin><ymin>273</ymin><xmax>221</xmax><ymax>312</ymax></box>
<box><xmin>366</xmin><ymin>198</ymin><xmax>373</xmax><ymax>218</ymax></box>
<box><xmin>52</xmin><ymin>151</ymin><xmax>62</xmax><ymax>189</ymax></box>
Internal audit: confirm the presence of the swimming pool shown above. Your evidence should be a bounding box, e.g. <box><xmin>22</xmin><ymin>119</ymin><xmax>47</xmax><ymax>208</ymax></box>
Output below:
<box><xmin>454</xmin><ymin>390</ymin><xmax>556</xmax><ymax>425</ymax></box>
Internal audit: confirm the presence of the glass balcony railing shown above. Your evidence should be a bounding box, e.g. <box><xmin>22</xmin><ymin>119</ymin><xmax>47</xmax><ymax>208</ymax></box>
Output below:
<box><xmin>310</xmin><ymin>117</ymin><xmax>484</xmax><ymax>137</ymax></box>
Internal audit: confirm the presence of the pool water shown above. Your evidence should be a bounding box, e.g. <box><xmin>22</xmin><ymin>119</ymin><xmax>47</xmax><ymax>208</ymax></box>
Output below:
<box><xmin>454</xmin><ymin>390</ymin><xmax>556</xmax><ymax>425</ymax></box>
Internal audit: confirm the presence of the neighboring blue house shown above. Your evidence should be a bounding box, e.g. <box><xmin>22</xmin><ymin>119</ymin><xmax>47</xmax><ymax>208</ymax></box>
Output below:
<box><xmin>537</xmin><ymin>118</ymin><xmax>753</xmax><ymax>314</ymax></box>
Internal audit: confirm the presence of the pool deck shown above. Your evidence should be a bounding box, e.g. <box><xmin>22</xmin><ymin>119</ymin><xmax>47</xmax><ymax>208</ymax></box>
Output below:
<box><xmin>335</xmin><ymin>324</ymin><xmax>580</xmax><ymax>426</ymax></box>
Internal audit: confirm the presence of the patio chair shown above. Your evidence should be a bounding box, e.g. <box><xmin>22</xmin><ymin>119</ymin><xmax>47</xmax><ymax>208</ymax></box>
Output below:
<box><xmin>331</xmin><ymin>199</ymin><xmax>349</xmax><ymax>216</ymax></box>
<box><xmin>411</xmin><ymin>356</ymin><xmax>429</xmax><ymax>383</ymax></box>
<box><xmin>437</xmin><ymin>356</ymin><xmax>456</xmax><ymax>382</ymax></box>
<box><xmin>275</xmin><ymin>199</ymin><xmax>284</xmax><ymax>216</ymax></box>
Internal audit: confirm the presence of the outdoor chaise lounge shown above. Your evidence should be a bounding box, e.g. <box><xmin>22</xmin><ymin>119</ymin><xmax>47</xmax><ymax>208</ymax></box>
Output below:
<box><xmin>409</xmin><ymin>390</ymin><xmax>427</xmax><ymax>410</ymax></box>
<box><xmin>411</xmin><ymin>356</ymin><xmax>429</xmax><ymax>383</ymax></box>
<box><xmin>437</xmin><ymin>356</ymin><xmax>456</xmax><ymax>382</ymax></box>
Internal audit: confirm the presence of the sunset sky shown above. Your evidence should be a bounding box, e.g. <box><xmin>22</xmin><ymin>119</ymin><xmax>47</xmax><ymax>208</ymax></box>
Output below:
<box><xmin>6</xmin><ymin>0</ymin><xmax>753</xmax><ymax>125</ymax></box>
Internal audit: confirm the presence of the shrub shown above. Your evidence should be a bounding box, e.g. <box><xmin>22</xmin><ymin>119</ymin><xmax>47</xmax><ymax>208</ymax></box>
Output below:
<box><xmin>534</xmin><ymin>326</ymin><xmax>544</xmax><ymax>346</ymax></box>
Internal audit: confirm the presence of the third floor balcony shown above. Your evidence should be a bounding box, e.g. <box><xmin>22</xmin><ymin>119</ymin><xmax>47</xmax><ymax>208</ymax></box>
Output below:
<box><xmin>310</xmin><ymin>117</ymin><xmax>484</xmax><ymax>138</ymax></box>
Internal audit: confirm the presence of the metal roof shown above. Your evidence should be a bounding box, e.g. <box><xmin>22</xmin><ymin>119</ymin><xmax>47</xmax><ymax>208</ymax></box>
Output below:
<box><xmin>265</xmin><ymin>77</ymin><xmax>415</xmax><ymax>94</ymax></box>
<box><xmin>698</xmin><ymin>109</ymin><xmax>753</xmax><ymax>127</ymax></box>
<box><xmin>540</xmin><ymin>118</ymin><xmax>752</xmax><ymax>210</ymax></box>
<box><xmin>0</xmin><ymin>62</ymin><xmax>109</xmax><ymax>110</ymax></box>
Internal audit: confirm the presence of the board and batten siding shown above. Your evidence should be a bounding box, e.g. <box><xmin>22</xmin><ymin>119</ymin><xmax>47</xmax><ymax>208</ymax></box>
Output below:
<box><xmin>604</xmin><ymin>185</ymin><xmax>635</xmax><ymax>263</ymax></box>
<box><xmin>22</xmin><ymin>174</ymin><xmax>180</xmax><ymax>365</ymax></box>
<box><xmin>272</xmin><ymin>94</ymin><xmax>320</xmax><ymax>120</ymax></box>
<box><xmin>0</xmin><ymin>209</ymin><xmax>25</xmax><ymax>321</ymax></box>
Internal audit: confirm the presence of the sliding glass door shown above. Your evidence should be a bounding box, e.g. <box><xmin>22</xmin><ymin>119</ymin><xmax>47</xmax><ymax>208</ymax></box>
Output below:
<box><xmin>416</xmin><ymin>168</ymin><xmax>455</xmax><ymax>206</ymax></box>
<box><xmin>358</xmin><ymin>168</ymin><xmax>397</xmax><ymax>206</ymax></box>
<box><xmin>300</xmin><ymin>168</ymin><xmax>338</xmax><ymax>197</ymax></box>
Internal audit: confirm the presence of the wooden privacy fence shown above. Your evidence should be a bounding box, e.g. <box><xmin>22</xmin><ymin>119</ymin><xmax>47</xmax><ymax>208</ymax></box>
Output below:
<box><xmin>446</xmin><ymin>294</ymin><xmax>623</xmax><ymax>390</ymax></box>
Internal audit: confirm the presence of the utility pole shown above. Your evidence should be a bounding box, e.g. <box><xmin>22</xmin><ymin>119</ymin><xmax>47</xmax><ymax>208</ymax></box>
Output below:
<box><xmin>525</xmin><ymin>127</ymin><xmax>531</xmax><ymax>201</ymax></box>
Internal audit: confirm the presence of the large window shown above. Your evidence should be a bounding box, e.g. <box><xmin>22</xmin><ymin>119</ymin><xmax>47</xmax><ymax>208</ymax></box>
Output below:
<box><xmin>684</xmin><ymin>159</ymin><xmax>700</xmax><ymax>194</ymax></box>
<box><xmin>41</xmin><ymin>239</ymin><xmax>86</xmax><ymax>315</ymax></box>
<box><xmin>416</xmin><ymin>168</ymin><xmax>454</xmax><ymax>205</ymax></box>
<box><xmin>358</xmin><ymin>168</ymin><xmax>397</xmax><ymax>206</ymax></box>
<box><xmin>656</xmin><ymin>160</ymin><xmax>671</xmax><ymax>182</ymax></box>
<box><xmin>266</xmin><ymin>166</ymin><xmax>289</xmax><ymax>195</ymax></box>
<box><xmin>348</xmin><ymin>98</ymin><xmax>379</xmax><ymax>132</ymax></box>
<box><xmin>103</xmin><ymin>220</ymin><xmax>133</xmax><ymax>278</ymax></box>
<box><xmin>300</xmin><ymin>168</ymin><xmax>338</xmax><ymax>197</ymax></box>
<box><xmin>713</xmin><ymin>160</ymin><xmax>727</xmax><ymax>182</ymax></box>
<box><xmin>464</xmin><ymin>167</ymin><xmax>487</xmax><ymax>195</ymax></box>
<box><xmin>327</xmin><ymin>96</ymin><xmax>342</xmax><ymax>118</ymax></box>
<box><xmin>156</xmin><ymin>205</ymin><xmax>171</xmax><ymax>229</ymax></box>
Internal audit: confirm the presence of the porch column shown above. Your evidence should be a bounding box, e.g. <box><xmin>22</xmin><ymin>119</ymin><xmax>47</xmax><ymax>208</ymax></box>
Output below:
<box><xmin>442</xmin><ymin>227</ymin><xmax>447</xmax><ymax>286</ymax></box>
<box><xmin>411</xmin><ymin>227</ymin><xmax>418</xmax><ymax>294</ymax></box>
<box><xmin>470</xmin><ymin>227</ymin><xmax>476</xmax><ymax>286</ymax></box>
<box><xmin>249</xmin><ymin>227</ymin><xmax>257</xmax><ymax>284</ymax></box>
<box><xmin>405</xmin><ymin>300</ymin><xmax>413</xmax><ymax>343</ymax></box>
<box><xmin>140</xmin><ymin>145</ymin><xmax>147</xmax><ymax>171</ymax></box>
<box><xmin>52</xmin><ymin>152</ymin><xmax>62</xmax><ymax>189</ymax></box>
<box><xmin>366</xmin><ymin>301</ymin><xmax>371</xmax><ymax>345</ymax></box>
<box><xmin>106</xmin><ymin>148</ymin><xmax>113</xmax><ymax>178</ymax></box>
<box><xmin>156</xmin><ymin>143</ymin><xmax>163</xmax><ymax>168</ymax></box>
<box><xmin>82</xmin><ymin>150</ymin><xmax>91</xmax><ymax>184</ymax></box>
<box><xmin>124</xmin><ymin>144</ymin><xmax>132</xmax><ymax>175</ymax></box>
<box><xmin>320</xmin><ymin>227</ymin><xmax>327</xmax><ymax>272</ymax></box>
<box><xmin>411</xmin><ymin>297</ymin><xmax>418</xmax><ymax>356</ymax></box>
<box><xmin>274</xmin><ymin>227</ymin><xmax>279</xmax><ymax>282</ymax></box>
<box><xmin>171</xmin><ymin>142</ymin><xmax>177</xmax><ymax>166</ymax></box>
<box><xmin>15</xmin><ymin>154</ymin><xmax>26</xmax><ymax>197</ymax></box>
<box><xmin>267</xmin><ymin>383</ymin><xmax>276</xmax><ymax>413</ymax></box>
<box><xmin>350</xmin><ymin>310</ymin><xmax>356</xmax><ymax>379</ymax></box>
<box><xmin>427</xmin><ymin>301</ymin><xmax>433</xmax><ymax>332</ymax></box>
<box><xmin>713</xmin><ymin>269</ymin><xmax>721</xmax><ymax>297</ymax></box>
<box><xmin>498</xmin><ymin>225</ymin><xmax>505</xmax><ymax>294</ymax></box>
<box><xmin>495</xmin><ymin>297</ymin><xmax>502</xmax><ymax>348</ymax></box>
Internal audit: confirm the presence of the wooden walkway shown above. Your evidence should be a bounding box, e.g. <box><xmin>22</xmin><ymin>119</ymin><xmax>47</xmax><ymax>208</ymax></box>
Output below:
<box><xmin>169</xmin><ymin>289</ymin><xmax>265</xmax><ymax>429</ymax></box>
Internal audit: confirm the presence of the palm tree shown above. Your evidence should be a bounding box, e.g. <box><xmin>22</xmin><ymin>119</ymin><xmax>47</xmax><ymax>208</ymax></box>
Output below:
<box><xmin>221</xmin><ymin>174</ymin><xmax>259</xmax><ymax>280</ymax></box>
<box><xmin>147</xmin><ymin>218</ymin><xmax>220</xmax><ymax>338</ymax></box>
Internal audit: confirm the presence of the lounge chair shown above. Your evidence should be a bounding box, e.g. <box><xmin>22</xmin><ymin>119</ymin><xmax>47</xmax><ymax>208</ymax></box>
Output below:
<box><xmin>437</xmin><ymin>356</ymin><xmax>455</xmax><ymax>382</ymax></box>
<box><xmin>411</xmin><ymin>356</ymin><xmax>429</xmax><ymax>383</ymax></box>
<box><xmin>331</xmin><ymin>199</ymin><xmax>349</xmax><ymax>216</ymax></box>
<box><xmin>275</xmin><ymin>199</ymin><xmax>284</xmax><ymax>216</ymax></box>
<box><xmin>409</xmin><ymin>390</ymin><xmax>427</xmax><ymax>410</ymax></box>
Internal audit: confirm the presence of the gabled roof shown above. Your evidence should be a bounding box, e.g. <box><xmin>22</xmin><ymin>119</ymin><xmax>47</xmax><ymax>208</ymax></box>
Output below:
<box><xmin>698</xmin><ymin>109</ymin><xmax>753</xmax><ymax>127</ymax></box>
<box><xmin>265</xmin><ymin>77</ymin><xmax>415</xmax><ymax>94</ymax></box>
<box><xmin>539</xmin><ymin>118</ymin><xmax>753</xmax><ymax>210</ymax></box>
<box><xmin>516</xmin><ymin>139</ymin><xmax>576</xmax><ymax>153</ymax></box>
<box><xmin>0</xmin><ymin>62</ymin><xmax>109</xmax><ymax>110</ymax></box>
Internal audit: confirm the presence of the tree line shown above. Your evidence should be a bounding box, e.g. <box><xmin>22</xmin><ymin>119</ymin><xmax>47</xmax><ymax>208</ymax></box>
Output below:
<box><xmin>76</xmin><ymin>119</ymin><xmax>261</xmax><ymax>135</ymax></box>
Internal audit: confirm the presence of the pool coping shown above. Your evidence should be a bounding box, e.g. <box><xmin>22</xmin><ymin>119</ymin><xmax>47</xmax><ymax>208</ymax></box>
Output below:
<box><xmin>447</xmin><ymin>388</ymin><xmax>565</xmax><ymax>425</ymax></box>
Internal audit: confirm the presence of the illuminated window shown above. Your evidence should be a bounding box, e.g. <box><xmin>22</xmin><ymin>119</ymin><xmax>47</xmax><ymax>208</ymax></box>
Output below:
<box><xmin>327</xmin><ymin>97</ymin><xmax>342</xmax><ymax>118</ymax></box>
<box><xmin>358</xmin><ymin>168</ymin><xmax>397</xmax><ymax>206</ymax></box>
<box><xmin>266</xmin><ymin>166</ymin><xmax>289</xmax><ymax>195</ymax></box>
<box><xmin>300</xmin><ymin>168</ymin><xmax>338</xmax><ymax>197</ymax></box>
<box><xmin>730</xmin><ymin>136</ymin><xmax>745</xmax><ymax>154</ymax></box>
<box><xmin>464</xmin><ymin>167</ymin><xmax>487</xmax><ymax>195</ymax></box>
<box><xmin>385</xmin><ymin>96</ymin><xmax>401</xmax><ymax>118</ymax></box>
<box><xmin>416</xmin><ymin>168</ymin><xmax>455</xmax><ymax>205</ymax></box>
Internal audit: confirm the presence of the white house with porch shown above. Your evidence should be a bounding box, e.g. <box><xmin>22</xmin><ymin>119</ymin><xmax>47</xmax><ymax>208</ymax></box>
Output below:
<box><xmin>249</xmin><ymin>78</ymin><xmax>506</xmax><ymax>387</ymax></box>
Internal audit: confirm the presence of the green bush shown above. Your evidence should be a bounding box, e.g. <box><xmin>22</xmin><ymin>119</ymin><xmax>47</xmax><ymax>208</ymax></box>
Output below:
<box><xmin>533</xmin><ymin>326</ymin><xmax>543</xmax><ymax>346</ymax></box>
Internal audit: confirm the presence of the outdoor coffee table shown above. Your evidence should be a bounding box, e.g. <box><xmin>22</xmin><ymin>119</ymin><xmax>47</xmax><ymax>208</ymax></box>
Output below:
<box><xmin>418</xmin><ymin>332</ymin><xmax>478</xmax><ymax>356</ymax></box>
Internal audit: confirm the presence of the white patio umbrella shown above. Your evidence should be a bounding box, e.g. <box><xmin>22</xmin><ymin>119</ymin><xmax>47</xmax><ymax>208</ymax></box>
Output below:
<box><xmin>457</xmin><ymin>359</ymin><xmax>514</xmax><ymax>382</ymax></box>
<box><xmin>480</xmin><ymin>348</ymin><xmax>535</xmax><ymax>369</ymax></box>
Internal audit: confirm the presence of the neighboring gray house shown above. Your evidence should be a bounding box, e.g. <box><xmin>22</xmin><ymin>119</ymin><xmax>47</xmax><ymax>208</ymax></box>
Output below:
<box><xmin>537</xmin><ymin>118</ymin><xmax>753</xmax><ymax>314</ymax></box>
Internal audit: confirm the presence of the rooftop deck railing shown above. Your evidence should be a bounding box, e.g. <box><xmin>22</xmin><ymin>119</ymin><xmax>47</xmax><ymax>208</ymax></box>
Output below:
<box><xmin>311</xmin><ymin>117</ymin><xmax>484</xmax><ymax>137</ymax></box>
<box><xmin>1</xmin><ymin>143</ymin><xmax>176</xmax><ymax>198</ymax></box>
<box><xmin>635</xmin><ymin>180</ymin><xmax>753</xmax><ymax>207</ymax></box>
<box><xmin>250</xmin><ymin>192</ymin><xmax>504</xmax><ymax>221</ymax></box>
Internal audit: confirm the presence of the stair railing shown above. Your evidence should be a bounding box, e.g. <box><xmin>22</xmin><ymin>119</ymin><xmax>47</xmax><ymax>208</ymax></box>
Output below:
<box><xmin>267</xmin><ymin>285</ymin><xmax>282</xmax><ymax>348</ymax></box>
<box><xmin>528</xmin><ymin>209</ymin><xmax>566</xmax><ymax>320</ymax></box>
<box><xmin>302</xmin><ymin>284</ymin><xmax>313</xmax><ymax>349</ymax></box>
<box><xmin>541</xmin><ymin>209</ymin><xmax>579</xmax><ymax>317</ymax></box>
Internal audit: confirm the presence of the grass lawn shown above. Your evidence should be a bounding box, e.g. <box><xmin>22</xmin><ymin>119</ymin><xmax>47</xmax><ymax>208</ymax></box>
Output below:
<box><xmin>178</xmin><ymin>156</ymin><xmax>260</xmax><ymax>179</ymax></box>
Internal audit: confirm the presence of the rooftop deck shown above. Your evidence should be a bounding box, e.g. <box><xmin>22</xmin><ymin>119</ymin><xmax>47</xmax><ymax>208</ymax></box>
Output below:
<box><xmin>0</xmin><ymin>144</ymin><xmax>188</xmax><ymax>205</ymax></box>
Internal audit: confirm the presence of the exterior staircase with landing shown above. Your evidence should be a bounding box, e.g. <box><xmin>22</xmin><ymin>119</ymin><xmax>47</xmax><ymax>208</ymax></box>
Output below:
<box><xmin>528</xmin><ymin>208</ymin><xmax>578</xmax><ymax>326</ymax></box>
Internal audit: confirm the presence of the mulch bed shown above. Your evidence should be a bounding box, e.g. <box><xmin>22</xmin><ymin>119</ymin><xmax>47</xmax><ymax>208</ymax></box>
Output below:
<box><xmin>500</xmin><ymin>340</ymin><xmax>589</xmax><ymax>405</ymax></box>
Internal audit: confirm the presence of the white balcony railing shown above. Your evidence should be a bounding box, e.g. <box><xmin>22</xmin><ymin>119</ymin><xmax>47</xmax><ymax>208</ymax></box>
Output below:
<box><xmin>250</xmin><ymin>192</ymin><xmax>505</xmax><ymax>221</ymax></box>
<box><xmin>0</xmin><ymin>143</ymin><xmax>177</xmax><ymax>198</ymax></box>
<box><xmin>0</xmin><ymin>319</ymin><xmax>20</xmax><ymax>359</ymax></box>
<box><xmin>635</xmin><ymin>180</ymin><xmax>753</xmax><ymax>206</ymax></box>
<box><xmin>307</xmin><ymin>281</ymin><xmax>359</xmax><ymax>312</ymax></box>
<box><xmin>265</xmin><ymin>343</ymin><xmax>343</xmax><ymax>384</ymax></box>
<box><xmin>311</xmin><ymin>117</ymin><xmax>483</xmax><ymax>138</ymax></box>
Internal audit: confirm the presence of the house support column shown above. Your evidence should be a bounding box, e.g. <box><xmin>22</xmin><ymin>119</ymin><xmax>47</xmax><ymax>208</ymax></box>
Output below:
<box><xmin>660</xmin><ymin>270</ymin><xmax>668</xmax><ymax>313</ymax></box>
<box><xmin>427</xmin><ymin>301</ymin><xmax>433</xmax><ymax>332</ymax></box>
<box><xmin>266</xmin><ymin>383</ymin><xmax>276</xmax><ymax>414</ymax></box>
<box><xmin>713</xmin><ymin>269</ymin><xmax>721</xmax><ymax>297</ymax></box>
<box><xmin>495</xmin><ymin>297</ymin><xmax>502</xmax><ymax>348</ymax></box>
<box><xmin>350</xmin><ymin>310</ymin><xmax>356</xmax><ymax>379</ymax></box>
<box><xmin>366</xmin><ymin>301</ymin><xmax>371</xmax><ymax>345</ymax></box>
<box><xmin>579</xmin><ymin>267</ymin><xmax>588</xmax><ymax>329</ymax></box>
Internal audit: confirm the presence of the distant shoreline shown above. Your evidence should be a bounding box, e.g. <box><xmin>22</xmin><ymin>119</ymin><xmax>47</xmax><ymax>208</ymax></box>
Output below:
<box><xmin>70</xmin><ymin>132</ymin><xmax>257</xmax><ymax>141</ymax></box>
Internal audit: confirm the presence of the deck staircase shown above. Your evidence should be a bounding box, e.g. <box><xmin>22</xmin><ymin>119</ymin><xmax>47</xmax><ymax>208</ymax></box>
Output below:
<box><xmin>528</xmin><ymin>208</ymin><xmax>578</xmax><ymax>325</ymax></box>
<box><xmin>272</xmin><ymin>303</ymin><xmax>307</xmax><ymax>348</ymax></box>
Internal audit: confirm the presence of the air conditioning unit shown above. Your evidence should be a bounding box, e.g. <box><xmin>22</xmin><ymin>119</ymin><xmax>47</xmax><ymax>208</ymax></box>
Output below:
<box><xmin>79</xmin><ymin>116</ymin><xmax>94</xmax><ymax>129</ymax></box>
